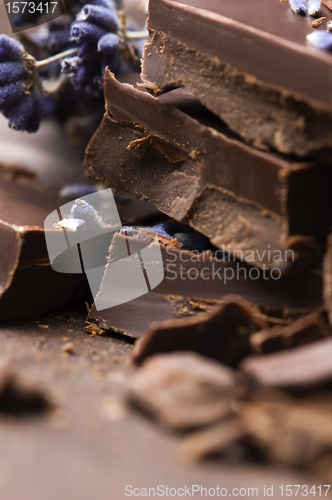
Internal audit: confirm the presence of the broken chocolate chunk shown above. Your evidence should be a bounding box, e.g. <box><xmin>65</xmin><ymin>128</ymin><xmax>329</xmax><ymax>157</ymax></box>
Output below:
<box><xmin>250</xmin><ymin>314</ymin><xmax>330</xmax><ymax>354</ymax></box>
<box><xmin>141</xmin><ymin>0</ymin><xmax>332</xmax><ymax>156</ymax></box>
<box><xmin>241</xmin><ymin>395</ymin><xmax>332</xmax><ymax>469</ymax></box>
<box><xmin>85</xmin><ymin>73</ymin><xmax>332</xmax><ymax>268</ymax></box>
<box><xmin>240</xmin><ymin>337</ymin><xmax>332</xmax><ymax>388</ymax></box>
<box><xmin>0</xmin><ymin>178</ymin><xmax>90</xmax><ymax>321</ymax></box>
<box><xmin>132</xmin><ymin>296</ymin><xmax>264</xmax><ymax>367</ymax></box>
<box><xmin>0</xmin><ymin>369</ymin><xmax>50</xmax><ymax>416</ymax></box>
<box><xmin>87</xmin><ymin>229</ymin><xmax>324</xmax><ymax>340</ymax></box>
<box><xmin>125</xmin><ymin>352</ymin><xmax>246</xmax><ymax>430</ymax></box>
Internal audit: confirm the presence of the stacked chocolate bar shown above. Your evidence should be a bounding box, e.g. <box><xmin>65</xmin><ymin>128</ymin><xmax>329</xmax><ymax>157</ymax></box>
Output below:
<box><xmin>85</xmin><ymin>0</ymin><xmax>332</xmax><ymax>272</ymax></box>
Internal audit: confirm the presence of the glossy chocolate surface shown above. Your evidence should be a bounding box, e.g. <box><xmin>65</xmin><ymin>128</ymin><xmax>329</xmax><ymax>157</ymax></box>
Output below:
<box><xmin>143</xmin><ymin>0</ymin><xmax>332</xmax><ymax>109</ymax></box>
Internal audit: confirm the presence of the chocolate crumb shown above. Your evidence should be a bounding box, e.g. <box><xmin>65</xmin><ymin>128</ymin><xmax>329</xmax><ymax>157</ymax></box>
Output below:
<box><xmin>61</xmin><ymin>342</ymin><xmax>75</xmax><ymax>355</ymax></box>
<box><xmin>312</xmin><ymin>17</ymin><xmax>326</xmax><ymax>27</ymax></box>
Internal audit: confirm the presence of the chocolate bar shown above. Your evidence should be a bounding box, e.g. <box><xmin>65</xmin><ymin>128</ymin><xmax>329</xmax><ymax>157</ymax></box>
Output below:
<box><xmin>0</xmin><ymin>178</ymin><xmax>90</xmax><ymax>321</ymax></box>
<box><xmin>86</xmin><ymin>229</ymin><xmax>324</xmax><ymax>340</ymax></box>
<box><xmin>85</xmin><ymin>72</ymin><xmax>331</xmax><ymax>267</ymax></box>
<box><xmin>142</xmin><ymin>0</ymin><xmax>332</xmax><ymax>156</ymax></box>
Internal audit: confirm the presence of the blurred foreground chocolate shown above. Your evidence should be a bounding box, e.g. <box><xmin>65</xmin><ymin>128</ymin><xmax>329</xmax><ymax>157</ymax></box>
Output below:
<box><xmin>0</xmin><ymin>179</ymin><xmax>89</xmax><ymax>321</ymax></box>
<box><xmin>132</xmin><ymin>296</ymin><xmax>264</xmax><ymax>367</ymax></box>
<box><xmin>86</xmin><ymin>229</ymin><xmax>324</xmax><ymax>340</ymax></box>
<box><xmin>240</xmin><ymin>337</ymin><xmax>332</xmax><ymax>389</ymax></box>
<box><xmin>250</xmin><ymin>314</ymin><xmax>330</xmax><ymax>354</ymax></box>
<box><xmin>125</xmin><ymin>353</ymin><xmax>245</xmax><ymax>430</ymax></box>
<box><xmin>142</xmin><ymin>0</ymin><xmax>332</xmax><ymax>157</ymax></box>
<box><xmin>85</xmin><ymin>72</ymin><xmax>332</xmax><ymax>268</ymax></box>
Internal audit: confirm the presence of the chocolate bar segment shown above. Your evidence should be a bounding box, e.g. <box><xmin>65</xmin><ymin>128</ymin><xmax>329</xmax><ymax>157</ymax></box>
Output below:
<box><xmin>141</xmin><ymin>0</ymin><xmax>332</xmax><ymax>156</ymax></box>
<box><xmin>0</xmin><ymin>179</ymin><xmax>90</xmax><ymax>321</ymax></box>
<box><xmin>85</xmin><ymin>72</ymin><xmax>331</xmax><ymax>267</ymax></box>
<box><xmin>86</xmin><ymin>229</ymin><xmax>324</xmax><ymax>339</ymax></box>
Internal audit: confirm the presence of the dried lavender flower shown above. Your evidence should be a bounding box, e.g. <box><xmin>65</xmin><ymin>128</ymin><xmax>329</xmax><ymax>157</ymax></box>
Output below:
<box><xmin>0</xmin><ymin>35</ymin><xmax>45</xmax><ymax>132</ymax></box>
<box><xmin>307</xmin><ymin>0</ymin><xmax>321</xmax><ymax>16</ymax></box>
<box><xmin>307</xmin><ymin>30</ymin><xmax>332</xmax><ymax>50</ymax></box>
<box><xmin>76</xmin><ymin>4</ymin><xmax>119</xmax><ymax>32</ymax></box>
<box><xmin>289</xmin><ymin>0</ymin><xmax>307</xmax><ymax>15</ymax></box>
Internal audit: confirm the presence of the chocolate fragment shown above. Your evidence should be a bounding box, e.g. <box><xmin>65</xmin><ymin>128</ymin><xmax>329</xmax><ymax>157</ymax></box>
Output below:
<box><xmin>241</xmin><ymin>396</ymin><xmax>332</xmax><ymax>468</ymax></box>
<box><xmin>240</xmin><ymin>337</ymin><xmax>332</xmax><ymax>388</ymax></box>
<box><xmin>85</xmin><ymin>73</ymin><xmax>332</xmax><ymax>268</ymax></box>
<box><xmin>250</xmin><ymin>313</ymin><xmax>330</xmax><ymax>354</ymax></box>
<box><xmin>0</xmin><ymin>369</ymin><xmax>50</xmax><ymax>416</ymax></box>
<box><xmin>141</xmin><ymin>0</ymin><xmax>332</xmax><ymax>156</ymax></box>
<box><xmin>180</xmin><ymin>418</ymin><xmax>247</xmax><ymax>462</ymax></box>
<box><xmin>132</xmin><ymin>296</ymin><xmax>264</xmax><ymax>367</ymax></box>
<box><xmin>87</xmin><ymin>229</ymin><xmax>324</xmax><ymax>339</ymax></box>
<box><xmin>0</xmin><ymin>179</ymin><xmax>90</xmax><ymax>321</ymax></box>
<box><xmin>125</xmin><ymin>352</ymin><xmax>245</xmax><ymax>430</ymax></box>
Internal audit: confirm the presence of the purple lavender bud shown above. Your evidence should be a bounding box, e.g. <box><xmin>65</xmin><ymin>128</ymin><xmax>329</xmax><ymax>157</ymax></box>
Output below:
<box><xmin>6</xmin><ymin>93</ymin><xmax>34</xmax><ymax>131</ymax></box>
<box><xmin>47</xmin><ymin>29</ymin><xmax>72</xmax><ymax>53</ymax></box>
<box><xmin>61</xmin><ymin>56</ymin><xmax>82</xmax><ymax>74</ymax></box>
<box><xmin>70</xmin><ymin>21</ymin><xmax>107</xmax><ymax>44</ymax></box>
<box><xmin>289</xmin><ymin>0</ymin><xmax>307</xmax><ymax>15</ymax></box>
<box><xmin>76</xmin><ymin>4</ymin><xmax>119</xmax><ymax>32</ymax></box>
<box><xmin>70</xmin><ymin>63</ymin><xmax>94</xmax><ymax>89</ymax></box>
<box><xmin>25</xmin><ymin>88</ymin><xmax>45</xmax><ymax>133</ymax></box>
<box><xmin>0</xmin><ymin>81</ymin><xmax>25</xmax><ymax>111</ymax></box>
<box><xmin>152</xmin><ymin>223</ymin><xmax>172</xmax><ymax>238</ymax></box>
<box><xmin>307</xmin><ymin>0</ymin><xmax>321</xmax><ymax>16</ymax></box>
<box><xmin>307</xmin><ymin>30</ymin><xmax>332</xmax><ymax>51</ymax></box>
<box><xmin>70</xmin><ymin>198</ymin><xmax>105</xmax><ymax>229</ymax></box>
<box><xmin>98</xmin><ymin>33</ymin><xmax>120</xmax><ymax>54</ymax></box>
<box><xmin>0</xmin><ymin>61</ymin><xmax>26</xmax><ymax>85</ymax></box>
<box><xmin>81</xmin><ymin>0</ymin><xmax>116</xmax><ymax>10</ymax></box>
<box><xmin>0</xmin><ymin>35</ymin><xmax>24</xmax><ymax>62</ymax></box>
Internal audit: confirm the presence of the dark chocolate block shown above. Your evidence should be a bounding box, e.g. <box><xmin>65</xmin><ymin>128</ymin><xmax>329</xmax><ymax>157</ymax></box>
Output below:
<box><xmin>86</xmin><ymin>229</ymin><xmax>324</xmax><ymax>339</ymax></box>
<box><xmin>0</xmin><ymin>179</ymin><xmax>90</xmax><ymax>321</ymax></box>
<box><xmin>141</xmin><ymin>0</ymin><xmax>332</xmax><ymax>156</ymax></box>
<box><xmin>85</xmin><ymin>72</ymin><xmax>331</xmax><ymax>267</ymax></box>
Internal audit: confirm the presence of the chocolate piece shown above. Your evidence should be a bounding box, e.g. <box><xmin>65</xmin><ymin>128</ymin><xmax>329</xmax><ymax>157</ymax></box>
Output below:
<box><xmin>141</xmin><ymin>0</ymin><xmax>332</xmax><ymax>156</ymax></box>
<box><xmin>125</xmin><ymin>352</ymin><xmax>245</xmax><ymax>430</ymax></box>
<box><xmin>85</xmin><ymin>73</ymin><xmax>331</xmax><ymax>267</ymax></box>
<box><xmin>132</xmin><ymin>296</ymin><xmax>264</xmax><ymax>367</ymax></box>
<box><xmin>181</xmin><ymin>418</ymin><xmax>246</xmax><ymax>462</ymax></box>
<box><xmin>241</xmin><ymin>396</ymin><xmax>332</xmax><ymax>468</ymax></box>
<box><xmin>0</xmin><ymin>368</ymin><xmax>51</xmax><ymax>416</ymax></box>
<box><xmin>87</xmin><ymin>229</ymin><xmax>324</xmax><ymax>339</ymax></box>
<box><xmin>0</xmin><ymin>179</ymin><xmax>90</xmax><ymax>321</ymax></box>
<box><xmin>240</xmin><ymin>337</ymin><xmax>332</xmax><ymax>388</ymax></box>
<box><xmin>250</xmin><ymin>314</ymin><xmax>330</xmax><ymax>354</ymax></box>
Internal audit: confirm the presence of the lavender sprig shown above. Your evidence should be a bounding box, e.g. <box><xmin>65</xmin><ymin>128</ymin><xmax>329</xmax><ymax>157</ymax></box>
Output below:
<box><xmin>289</xmin><ymin>0</ymin><xmax>321</xmax><ymax>16</ymax></box>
